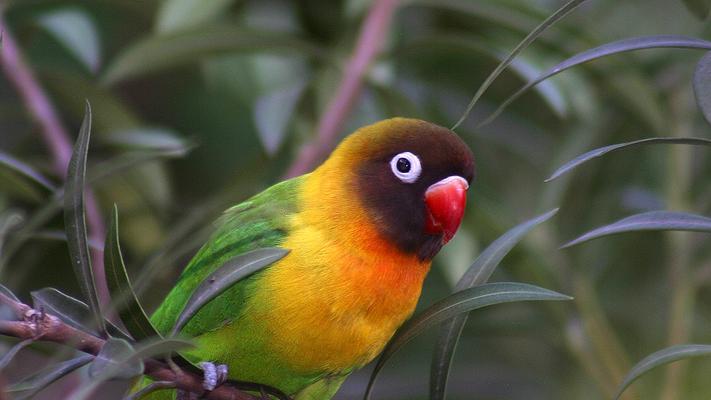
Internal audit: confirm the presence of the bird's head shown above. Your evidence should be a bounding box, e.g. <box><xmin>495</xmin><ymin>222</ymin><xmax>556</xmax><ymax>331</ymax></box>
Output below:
<box><xmin>317</xmin><ymin>118</ymin><xmax>475</xmax><ymax>261</ymax></box>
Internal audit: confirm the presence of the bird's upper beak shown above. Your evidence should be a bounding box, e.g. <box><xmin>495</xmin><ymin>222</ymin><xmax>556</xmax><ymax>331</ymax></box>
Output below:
<box><xmin>424</xmin><ymin>176</ymin><xmax>469</xmax><ymax>244</ymax></box>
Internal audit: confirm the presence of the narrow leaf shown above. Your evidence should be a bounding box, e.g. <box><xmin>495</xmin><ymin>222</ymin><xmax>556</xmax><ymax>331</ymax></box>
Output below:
<box><xmin>0</xmin><ymin>283</ymin><xmax>20</xmax><ymax>303</ymax></box>
<box><xmin>546</xmin><ymin>137</ymin><xmax>711</xmax><ymax>182</ymax></box>
<box><xmin>364</xmin><ymin>282</ymin><xmax>571</xmax><ymax>400</ymax></box>
<box><xmin>63</xmin><ymin>101</ymin><xmax>105</xmax><ymax>336</ymax></box>
<box><xmin>31</xmin><ymin>287</ymin><xmax>130</xmax><ymax>340</ymax></box>
<box><xmin>255</xmin><ymin>81</ymin><xmax>307</xmax><ymax>155</ymax></box>
<box><xmin>563</xmin><ymin>211</ymin><xmax>711</xmax><ymax>248</ymax></box>
<box><xmin>0</xmin><ymin>151</ymin><xmax>57</xmax><ymax>192</ymax></box>
<box><xmin>451</xmin><ymin>0</ymin><xmax>588</xmax><ymax>130</ymax></box>
<box><xmin>102</xmin><ymin>25</ymin><xmax>322</xmax><ymax>85</ymax></box>
<box><xmin>104</xmin><ymin>205</ymin><xmax>160</xmax><ymax>342</ymax></box>
<box><xmin>693</xmin><ymin>51</ymin><xmax>711</xmax><ymax>125</ymax></box>
<box><xmin>7</xmin><ymin>355</ymin><xmax>93</xmax><ymax>399</ymax></box>
<box><xmin>0</xmin><ymin>339</ymin><xmax>33</xmax><ymax>370</ymax></box>
<box><xmin>156</xmin><ymin>0</ymin><xmax>235</xmax><ymax>34</ymax></box>
<box><xmin>481</xmin><ymin>35</ymin><xmax>711</xmax><ymax>126</ymax></box>
<box><xmin>75</xmin><ymin>338</ymin><xmax>193</xmax><ymax>400</ymax></box>
<box><xmin>615</xmin><ymin>344</ymin><xmax>711</xmax><ymax>400</ymax></box>
<box><xmin>171</xmin><ymin>248</ymin><xmax>289</xmax><ymax>335</ymax></box>
<box><xmin>430</xmin><ymin>208</ymin><xmax>558</xmax><ymax>400</ymax></box>
<box><xmin>89</xmin><ymin>338</ymin><xmax>143</xmax><ymax>379</ymax></box>
<box><xmin>37</xmin><ymin>8</ymin><xmax>101</xmax><ymax>72</ymax></box>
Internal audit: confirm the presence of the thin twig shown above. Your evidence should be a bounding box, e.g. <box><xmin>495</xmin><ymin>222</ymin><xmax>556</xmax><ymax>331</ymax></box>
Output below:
<box><xmin>0</xmin><ymin>13</ymin><xmax>109</xmax><ymax>307</ymax></box>
<box><xmin>284</xmin><ymin>0</ymin><xmax>399</xmax><ymax>178</ymax></box>
<box><xmin>0</xmin><ymin>294</ymin><xmax>265</xmax><ymax>400</ymax></box>
<box><xmin>124</xmin><ymin>380</ymin><xmax>176</xmax><ymax>400</ymax></box>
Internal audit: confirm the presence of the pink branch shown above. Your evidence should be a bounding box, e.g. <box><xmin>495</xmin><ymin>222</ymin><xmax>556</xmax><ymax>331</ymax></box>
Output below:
<box><xmin>0</xmin><ymin>15</ymin><xmax>109</xmax><ymax>307</ymax></box>
<box><xmin>284</xmin><ymin>0</ymin><xmax>399</xmax><ymax>178</ymax></box>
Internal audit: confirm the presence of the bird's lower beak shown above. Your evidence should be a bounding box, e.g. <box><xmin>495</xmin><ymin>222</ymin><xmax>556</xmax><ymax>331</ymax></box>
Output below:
<box><xmin>424</xmin><ymin>176</ymin><xmax>469</xmax><ymax>244</ymax></box>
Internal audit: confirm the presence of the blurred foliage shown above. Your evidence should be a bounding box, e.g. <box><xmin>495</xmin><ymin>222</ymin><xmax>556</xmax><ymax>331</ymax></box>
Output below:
<box><xmin>1</xmin><ymin>0</ymin><xmax>711</xmax><ymax>399</ymax></box>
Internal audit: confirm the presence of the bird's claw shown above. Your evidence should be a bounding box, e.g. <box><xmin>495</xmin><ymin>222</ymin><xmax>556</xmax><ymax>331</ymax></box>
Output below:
<box><xmin>199</xmin><ymin>361</ymin><xmax>228</xmax><ymax>391</ymax></box>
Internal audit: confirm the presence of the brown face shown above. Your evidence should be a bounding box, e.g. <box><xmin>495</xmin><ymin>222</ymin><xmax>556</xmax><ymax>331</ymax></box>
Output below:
<box><xmin>353</xmin><ymin>119</ymin><xmax>475</xmax><ymax>260</ymax></box>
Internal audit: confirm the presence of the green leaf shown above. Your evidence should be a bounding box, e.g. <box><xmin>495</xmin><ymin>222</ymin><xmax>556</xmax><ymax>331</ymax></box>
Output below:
<box><xmin>37</xmin><ymin>8</ymin><xmax>101</xmax><ymax>72</ymax></box>
<box><xmin>63</xmin><ymin>101</ymin><xmax>105</xmax><ymax>336</ymax></box>
<box><xmin>7</xmin><ymin>355</ymin><xmax>93</xmax><ymax>399</ymax></box>
<box><xmin>430</xmin><ymin>208</ymin><xmax>558</xmax><ymax>400</ymax></box>
<box><xmin>76</xmin><ymin>338</ymin><xmax>193</xmax><ymax>400</ymax></box>
<box><xmin>615</xmin><ymin>344</ymin><xmax>711</xmax><ymax>400</ymax></box>
<box><xmin>156</xmin><ymin>0</ymin><xmax>235</xmax><ymax>34</ymax></box>
<box><xmin>682</xmin><ymin>0</ymin><xmax>711</xmax><ymax>20</ymax></box>
<box><xmin>693</xmin><ymin>51</ymin><xmax>711</xmax><ymax>126</ymax></box>
<box><xmin>102</xmin><ymin>25</ymin><xmax>323</xmax><ymax>85</ymax></box>
<box><xmin>546</xmin><ymin>137</ymin><xmax>711</xmax><ymax>182</ymax></box>
<box><xmin>0</xmin><ymin>151</ymin><xmax>57</xmax><ymax>192</ymax></box>
<box><xmin>562</xmin><ymin>211</ymin><xmax>711</xmax><ymax>248</ymax></box>
<box><xmin>254</xmin><ymin>80</ymin><xmax>307</xmax><ymax>155</ymax></box>
<box><xmin>451</xmin><ymin>0</ymin><xmax>588</xmax><ymax>130</ymax></box>
<box><xmin>171</xmin><ymin>248</ymin><xmax>290</xmax><ymax>335</ymax></box>
<box><xmin>104</xmin><ymin>204</ymin><xmax>160</xmax><ymax>342</ymax></box>
<box><xmin>30</xmin><ymin>287</ymin><xmax>130</xmax><ymax>340</ymax></box>
<box><xmin>0</xmin><ymin>339</ymin><xmax>33</xmax><ymax>370</ymax></box>
<box><xmin>481</xmin><ymin>35</ymin><xmax>711</xmax><ymax>126</ymax></box>
<box><xmin>364</xmin><ymin>282</ymin><xmax>571</xmax><ymax>400</ymax></box>
<box><xmin>105</xmin><ymin>128</ymin><xmax>191</xmax><ymax>152</ymax></box>
<box><xmin>89</xmin><ymin>338</ymin><xmax>143</xmax><ymax>379</ymax></box>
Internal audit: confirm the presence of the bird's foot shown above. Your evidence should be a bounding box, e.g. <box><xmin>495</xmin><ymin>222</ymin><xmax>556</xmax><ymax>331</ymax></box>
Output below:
<box><xmin>199</xmin><ymin>361</ymin><xmax>229</xmax><ymax>391</ymax></box>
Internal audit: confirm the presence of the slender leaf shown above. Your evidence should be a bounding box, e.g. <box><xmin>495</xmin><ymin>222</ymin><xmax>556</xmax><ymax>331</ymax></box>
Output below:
<box><xmin>0</xmin><ymin>339</ymin><xmax>33</xmax><ymax>370</ymax></box>
<box><xmin>0</xmin><ymin>283</ymin><xmax>20</xmax><ymax>303</ymax></box>
<box><xmin>76</xmin><ymin>338</ymin><xmax>193</xmax><ymax>400</ymax></box>
<box><xmin>546</xmin><ymin>137</ymin><xmax>711</xmax><ymax>182</ymax></box>
<box><xmin>171</xmin><ymin>248</ymin><xmax>290</xmax><ymax>335</ymax></box>
<box><xmin>563</xmin><ymin>211</ymin><xmax>711</xmax><ymax>248</ymax></box>
<box><xmin>255</xmin><ymin>81</ymin><xmax>307</xmax><ymax>155</ymax></box>
<box><xmin>693</xmin><ymin>51</ymin><xmax>711</xmax><ymax>126</ymax></box>
<box><xmin>364</xmin><ymin>282</ymin><xmax>571</xmax><ymax>400</ymax></box>
<box><xmin>7</xmin><ymin>355</ymin><xmax>93</xmax><ymax>399</ymax></box>
<box><xmin>102</xmin><ymin>25</ymin><xmax>323</xmax><ymax>85</ymax></box>
<box><xmin>156</xmin><ymin>0</ymin><xmax>235</xmax><ymax>34</ymax></box>
<box><xmin>105</xmin><ymin>128</ymin><xmax>191</xmax><ymax>152</ymax></box>
<box><xmin>451</xmin><ymin>0</ymin><xmax>587</xmax><ymax>130</ymax></box>
<box><xmin>615</xmin><ymin>344</ymin><xmax>711</xmax><ymax>400</ymax></box>
<box><xmin>31</xmin><ymin>287</ymin><xmax>130</xmax><ymax>340</ymax></box>
<box><xmin>63</xmin><ymin>101</ymin><xmax>105</xmax><ymax>336</ymax></box>
<box><xmin>37</xmin><ymin>8</ymin><xmax>101</xmax><ymax>72</ymax></box>
<box><xmin>0</xmin><ymin>151</ymin><xmax>57</xmax><ymax>192</ymax></box>
<box><xmin>104</xmin><ymin>205</ymin><xmax>159</xmax><ymax>342</ymax></box>
<box><xmin>430</xmin><ymin>208</ymin><xmax>558</xmax><ymax>400</ymax></box>
<box><xmin>682</xmin><ymin>0</ymin><xmax>711</xmax><ymax>20</ymax></box>
<box><xmin>89</xmin><ymin>338</ymin><xmax>142</xmax><ymax>379</ymax></box>
<box><xmin>481</xmin><ymin>35</ymin><xmax>711</xmax><ymax>126</ymax></box>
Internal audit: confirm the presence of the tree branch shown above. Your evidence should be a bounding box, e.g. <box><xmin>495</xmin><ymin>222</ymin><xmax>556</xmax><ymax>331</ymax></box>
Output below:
<box><xmin>0</xmin><ymin>292</ymin><xmax>266</xmax><ymax>400</ymax></box>
<box><xmin>0</xmin><ymin>13</ymin><xmax>109</xmax><ymax>307</ymax></box>
<box><xmin>284</xmin><ymin>0</ymin><xmax>399</xmax><ymax>178</ymax></box>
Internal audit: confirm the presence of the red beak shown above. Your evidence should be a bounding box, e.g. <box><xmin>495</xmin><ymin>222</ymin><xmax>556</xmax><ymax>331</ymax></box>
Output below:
<box><xmin>424</xmin><ymin>176</ymin><xmax>468</xmax><ymax>244</ymax></box>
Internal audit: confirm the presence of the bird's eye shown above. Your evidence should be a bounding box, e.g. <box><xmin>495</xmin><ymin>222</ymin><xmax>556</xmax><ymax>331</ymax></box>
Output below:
<box><xmin>390</xmin><ymin>152</ymin><xmax>421</xmax><ymax>183</ymax></box>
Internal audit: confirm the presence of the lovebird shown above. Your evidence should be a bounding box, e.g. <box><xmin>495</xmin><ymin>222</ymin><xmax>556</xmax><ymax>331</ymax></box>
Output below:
<box><xmin>144</xmin><ymin>118</ymin><xmax>475</xmax><ymax>399</ymax></box>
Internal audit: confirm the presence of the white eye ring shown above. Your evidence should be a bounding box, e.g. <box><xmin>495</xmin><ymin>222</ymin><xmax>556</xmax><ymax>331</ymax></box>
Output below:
<box><xmin>390</xmin><ymin>152</ymin><xmax>422</xmax><ymax>183</ymax></box>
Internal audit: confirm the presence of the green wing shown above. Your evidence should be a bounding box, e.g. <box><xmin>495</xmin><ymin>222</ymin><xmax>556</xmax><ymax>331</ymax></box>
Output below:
<box><xmin>151</xmin><ymin>175</ymin><xmax>305</xmax><ymax>337</ymax></box>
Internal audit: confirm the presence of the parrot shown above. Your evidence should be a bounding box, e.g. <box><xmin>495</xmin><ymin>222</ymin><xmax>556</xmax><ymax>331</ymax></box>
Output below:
<box><xmin>142</xmin><ymin>117</ymin><xmax>475</xmax><ymax>400</ymax></box>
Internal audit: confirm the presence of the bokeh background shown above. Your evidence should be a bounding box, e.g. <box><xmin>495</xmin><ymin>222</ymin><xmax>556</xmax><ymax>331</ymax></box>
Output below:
<box><xmin>1</xmin><ymin>0</ymin><xmax>711</xmax><ymax>399</ymax></box>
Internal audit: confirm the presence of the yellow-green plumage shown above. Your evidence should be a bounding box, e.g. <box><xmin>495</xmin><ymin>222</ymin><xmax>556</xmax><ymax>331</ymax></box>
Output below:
<box><xmin>137</xmin><ymin>118</ymin><xmax>474</xmax><ymax>400</ymax></box>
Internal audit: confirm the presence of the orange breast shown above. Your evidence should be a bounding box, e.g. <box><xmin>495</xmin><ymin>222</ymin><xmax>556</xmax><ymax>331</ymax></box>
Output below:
<box><xmin>248</xmin><ymin>161</ymin><xmax>432</xmax><ymax>374</ymax></box>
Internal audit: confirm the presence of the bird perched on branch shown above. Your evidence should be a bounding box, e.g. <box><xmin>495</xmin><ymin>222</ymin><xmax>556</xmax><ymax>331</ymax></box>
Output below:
<box><xmin>144</xmin><ymin>118</ymin><xmax>475</xmax><ymax>399</ymax></box>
